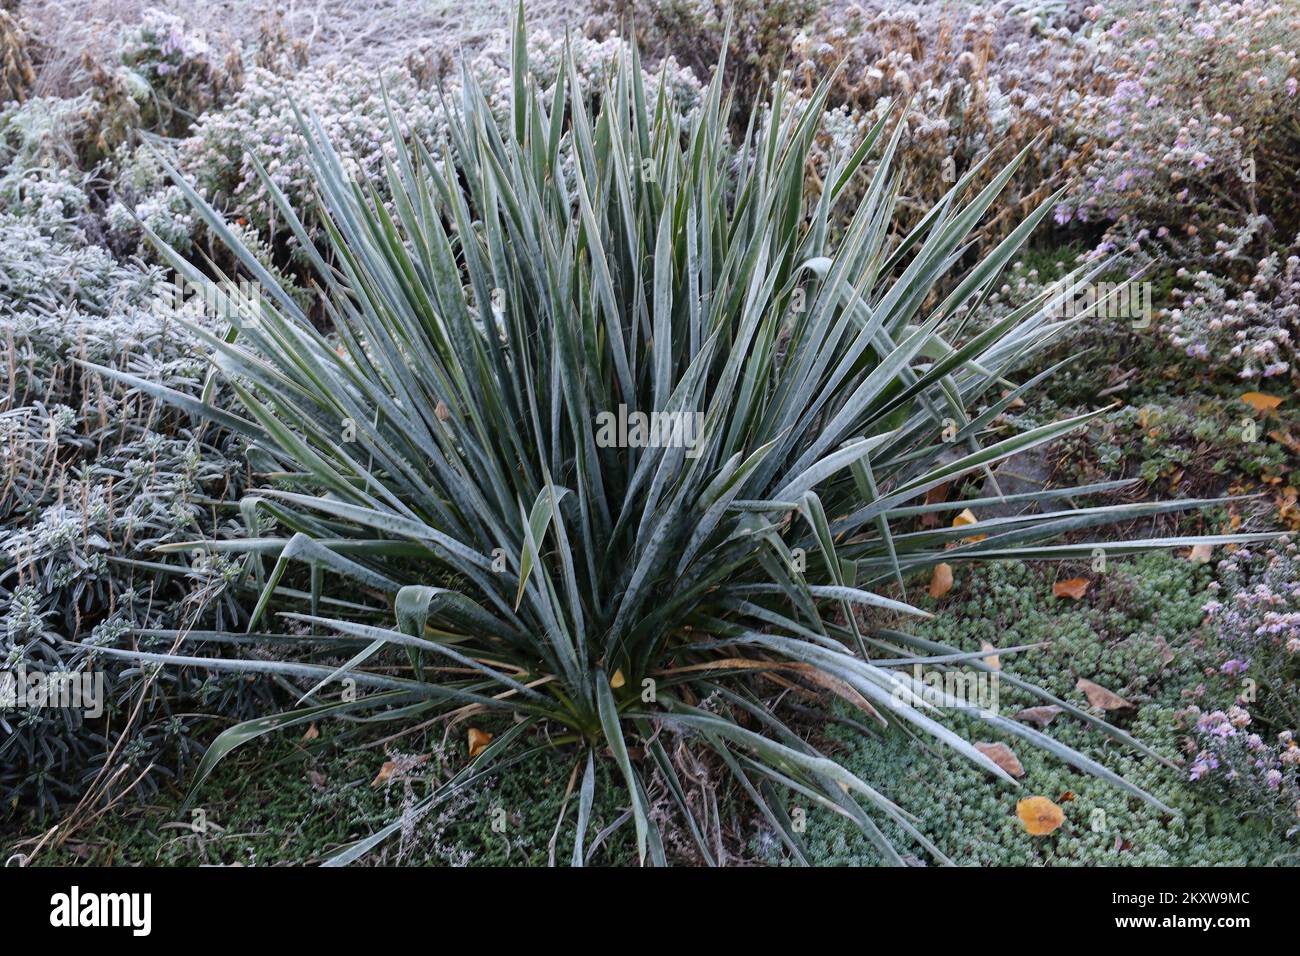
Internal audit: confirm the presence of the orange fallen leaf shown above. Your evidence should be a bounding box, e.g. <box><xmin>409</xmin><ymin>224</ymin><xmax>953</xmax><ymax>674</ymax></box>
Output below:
<box><xmin>952</xmin><ymin>507</ymin><xmax>985</xmax><ymax>543</ymax></box>
<box><xmin>1241</xmin><ymin>391</ymin><xmax>1283</xmax><ymax>412</ymax></box>
<box><xmin>301</xmin><ymin>723</ymin><xmax>319</xmax><ymax>742</ymax></box>
<box><xmin>952</xmin><ymin>508</ymin><xmax>977</xmax><ymax>527</ymax></box>
<box><xmin>1076</xmin><ymin>677</ymin><xmax>1132</xmax><ymax>711</ymax></box>
<box><xmin>1053</xmin><ymin>577</ymin><xmax>1090</xmax><ymax>600</ymax></box>
<box><xmin>435</xmin><ymin>400</ymin><xmax>451</xmax><ymax>422</ymax></box>
<box><xmin>1014</xmin><ymin>705</ymin><xmax>1063</xmax><ymax>727</ymax></box>
<box><xmin>1188</xmin><ymin>542</ymin><xmax>1213</xmax><ymax>564</ymax></box>
<box><xmin>928</xmin><ymin>562</ymin><xmax>954</xmax><ymax>599</ymax></box>
<box><xmin>981</xmin><ymin>641</ymin><xmax>1001</xmax><ymax>671</ymax></box>
<box><xmin>976</xmin><ymin>741</ymin><xmax>1025</xmax><ymax>778</ymax></box>
<box><xmin>610</xmin><ymin>669</ymin><xmax>626</xmax><ymax>689</ymax></box>
<box><xmin>1016</xmin><ymin>796</ymin><xmax>1065</xmax><ymax>836</ymax></box>
<box><xmin>371</xmin><ymin>761</ymin><xmax>398</xmax><ymax>787</ymax></box>
<box><xmin>467</xmin><ymin>727</ymin><xmax>494</xmax><ymax>759</ymax></box>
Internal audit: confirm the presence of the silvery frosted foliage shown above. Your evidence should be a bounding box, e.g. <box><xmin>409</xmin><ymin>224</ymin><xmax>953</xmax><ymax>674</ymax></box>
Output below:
<box><xmin>175</xmin><ymin>62</ymin><xmax>442</xmax><ymax>240</ymax></box>
<box><xmin>0</xmin><ymin>246</ymin><xmax>268</xmax><ymax>818</ymax></box>
<box><xmin>170</xmin><ymin>30</ymin><xmax>699</xmax><ymax>241</ymax></box>
<box><xmin>1185</xmin><ymin>542</ymin><xmax>1300</xmax><ymax>839</ymax></box>
<box><xmin>1067</xmin><ymin>1</ymin><xmax>1300</xmax><ymax>260</ymax></box>
<box><xmin>0</xmin><ymin>96</ymin><xmax>97</xmax><ymax>245</ymax></box>
<box><xmin>0</xmin><ymin>215</ymin><xmax>160</xmax><ymax>314</ymax></box>
<box><xmin>111</xmin><ymin>7</ymin><xmax>242</xmax><ymax>138</ymax></box>
<box><xmin>100</xmin><ymin>141</ymin><xmax>314</xmax><ymax>315</ymax></box>
<box><xmin>584</xmin><ymin>0</ymin><xmax>810</xmax><ymax>97</ymax></box>
<box><xmin>791</xmin><ymin>2</ymin><xmax>1102</xmax><ymax>248</ymax></box>
<box><xmin>1203</xmin><ymin>543</ymin><xmax>1300</xmax><ymax>729</ymax></box>
<box><xmin>106</xmin><ymin>144</ymin><xmax>198</xmax><ymax>252</ymax></box>
<box><xmin>1166</xmin><ymin>233</ymin><xmax>1300</xmax><ymax>382</ymax></box>
<box><xmin>0</xmin><ymin>95</ymin><xmax>86</xmax><ymax>171</ymax></box>
<box><xmin>466</xmin><ymin>28</ymin><xmax>702</xmax><ymax>117</ymax></box>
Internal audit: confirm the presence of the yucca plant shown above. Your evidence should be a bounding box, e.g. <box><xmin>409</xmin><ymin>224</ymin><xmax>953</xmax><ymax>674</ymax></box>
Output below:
<box><xmin>85</xmin><ymin>11</ymin><xmax>1271</xmax><ymax>865</ymax></box>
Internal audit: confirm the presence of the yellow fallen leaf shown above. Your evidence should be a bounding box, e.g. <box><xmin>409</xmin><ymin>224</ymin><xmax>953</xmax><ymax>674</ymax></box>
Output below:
<box><xmin>1053</xmin><ymin>577</ymin><xmax>1090</xmax><ymax>600</ymax></box>
<box><xmin>981</xmin><ymin>641</ymin><xmax>1001</xmax><ymax>671</ymax></box>
<box><xmin>610</xmin><ymin>669</ymin><xmax>626</xmax><ymax>689</ymax></box>
<box><xmin>976</xmin><ymin>741</ymin><xmax>1025</xmax><ymax>778</ymax></box>
<box><xmin>1241</xmin><ymin>391</ymin><xmax>1283</xmax><ymax>412</ymax></box>
<box><xmin>1016</xmin><ymin>796</ymin><xmax>1065</xmax><ymax>836</ymax></box>
<box><xmin>467</xmin><ymin>727</ymin><xmax>493</xmax><ymax>759</ymax></box>
<box><xmin>1188</xmin><ymin>542</ymin><xmax>1213</xmax><ymax>564</ymax></box>
<box><xmin>952</xmin><ymin>507</ymin><xmax>986</xmax><ymax>543</ymax></box>
<box><xmin>1076</xmin><ymin>677</ymin><xmax>1132</xmax><ymax>711</ymax></box>
<box><xmin>928</xmin><ymin>562</ymin><xmax>954</xmax><ymax>599</ymax></box>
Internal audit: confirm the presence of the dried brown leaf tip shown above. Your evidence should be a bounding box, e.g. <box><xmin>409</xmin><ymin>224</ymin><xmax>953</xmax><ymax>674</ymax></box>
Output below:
<box><xmin>975</xmin><ymin>741</ymin><xmax>1025</xmax><ymax>778</ymax></box>
<box><xmin>1013</xmin><ymin>705</ymin><xmax>1063</xmax><ymax>727</ymax></box>
<box><xmin>1076</xmin><ymin>677</ymin><xmax>1132</xmax><ymax>711</ymax></box>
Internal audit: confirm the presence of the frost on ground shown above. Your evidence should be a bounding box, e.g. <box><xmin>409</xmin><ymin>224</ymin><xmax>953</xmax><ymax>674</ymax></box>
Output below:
<box><xmin>22</xmin><ymin>0</ymin><xmax>590</xmax><ymax>94</ymax></box>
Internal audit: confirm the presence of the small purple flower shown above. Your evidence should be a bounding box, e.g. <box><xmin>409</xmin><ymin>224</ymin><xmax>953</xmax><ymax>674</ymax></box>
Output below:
<box><xmin>1221</xmin><ymin>658</ymin><xmax>1249</xmax><ymax>675</ymax></box>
